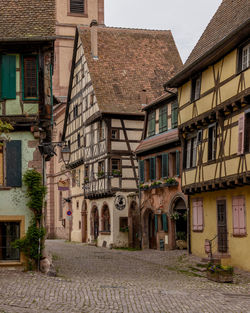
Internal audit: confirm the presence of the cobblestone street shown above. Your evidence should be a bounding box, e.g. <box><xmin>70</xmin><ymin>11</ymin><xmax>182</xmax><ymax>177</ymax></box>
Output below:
<box><xmin>0</xmin><ymin>240</ymin><xmax>250</xmax><ymax>313</ymax></box>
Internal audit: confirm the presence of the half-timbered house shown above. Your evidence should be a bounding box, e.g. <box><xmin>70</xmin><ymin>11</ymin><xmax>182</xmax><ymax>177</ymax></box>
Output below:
<box><xmin>0</xmin><ymin>0</ymin><xmax>55</xmax><ymax>266</ymax></box>
<box><xmin>135</xmin><ymin>93</ymin><xmax>188</xmax><ymax>251</ymax></box>
<box><xmin>62</xmin><ymin>24</ymin><xmax>182</xmax><ymax>247</ymax></box>
<box><xmin>165</xmin><ymin>0</ymin><xmax>250</xmax><ymax>270</ymax></box>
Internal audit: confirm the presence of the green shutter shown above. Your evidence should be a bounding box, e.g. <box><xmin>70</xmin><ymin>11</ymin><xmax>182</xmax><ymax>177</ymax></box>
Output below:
<box><xmin>171</xmin><ymin>101</ymin><xmax>178</xmax><ymax>128</ymax></box>
<box><xmin>139</xmin><ymin>160</ymin><xmax>145</xmax><ymax>183</ymax></box>
<box><xmin>150</xmin><ymin>157</ymin><xmax>156</xmax><ymax>180</ymax></box>
<box><xmin>148</xmin><ymin>111</ymin><xmax>156</xmax><ymax>136</ymax></box>
<box><xmin>162</xmin><ymin>214</ymin><xmax>168</xmax><ymax>232</ymax></box>
<box><xmin>6</xmin><ymin>140</ymin><xmax>22</xmax><ymax>187</ymax></box>
<box><xmin>1</xmin><ymin>55</ymin><xmax>16</xmax><ymax>99</ymax></box>
<box><xmin>154</xmin><ymin>214</ymin><xmax>158</xmax><ymax>234</ymax></box>
<box><xmin>159</xmin><ymin>106</ymin><xmax>168</xmax><ymax>133</ymax></box>
<box><xmin>176</xmin><ymin>150</ymin><xmax>180</xmax><ymax>176</ymax></box>
<box><xmin>162</xmin><ymin>153</ymin><xmax>169</xmax><ymax>178</ymax></box>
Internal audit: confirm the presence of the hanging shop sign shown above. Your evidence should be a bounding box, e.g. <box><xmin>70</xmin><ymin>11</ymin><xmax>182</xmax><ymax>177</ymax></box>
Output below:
<box><xmin>58</xmin><ymin>179</ymin><xmax>70</xmax><ymax>191</ymax></box>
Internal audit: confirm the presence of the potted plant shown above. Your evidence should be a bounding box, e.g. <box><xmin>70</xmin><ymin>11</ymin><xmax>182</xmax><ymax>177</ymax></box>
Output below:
<box><xmin>112</xmin><ymin>169</ymin><xmax>121</xmax><ymax>177</ymax></box>
<box><xmin>97</xmin><ymin>171</ymin><xmax>104</xmax><ymax>178</ymax></box>
<box><xmin>163</xmin><ymin>177</ymin><xmax>178</xmax><ymax>187</ymax></box>
<box><xmin>84</xmin><ymin>177</ymin><xmax>89</xmax><ymax>183</ymax></box>
<box><xmin>207</xmin><ymin>263</ymin><xmax>234</xmax><ymax>283</ymax></box>
<box><xmin>176</xmin><ymin>231</ymin><xmax>187</xmax><ymax>250</ymax></box>
<box><xmin>170</xmin><ymin>212</ymin><xmax>180</xmax><ymax>220</ymax></box>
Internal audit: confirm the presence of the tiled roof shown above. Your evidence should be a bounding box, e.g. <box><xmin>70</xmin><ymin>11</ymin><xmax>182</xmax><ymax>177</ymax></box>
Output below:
<box><xmin>142</xmin><ymin>91</ymin><xmax>176</xmax><ymax>111</ymax></box>
<box><xmin>0</xmin><ymin>0</ymin><xmax>56</xmax><ymax>41</ymax></box>
<box><xmin>135</xmin><ymin>129</ymin><xmax>179</xmax><ymax>154</ymax></box>
<box><xmin>78</xmin><ymin>26</ymin><xmax>182</xmax><ymax>114</ymax></box>
<box><xmin>184</xmin><ymin>0</ymin><xmax>249</xmax><ymax>69</ymax></box>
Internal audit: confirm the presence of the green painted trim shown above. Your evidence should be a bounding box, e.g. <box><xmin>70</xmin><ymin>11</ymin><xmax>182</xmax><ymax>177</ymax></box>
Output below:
<box><xmin>21</xmin><ymin>55</ymin><xmax>39</xmax><ymax>101</ymax></box>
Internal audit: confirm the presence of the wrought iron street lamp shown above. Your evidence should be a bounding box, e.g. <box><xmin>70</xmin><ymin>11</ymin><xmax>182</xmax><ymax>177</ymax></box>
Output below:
<box><xmin>61</xmin><ymin>145</ymin><xmax>71</xmax><ymax>166</ymax></box>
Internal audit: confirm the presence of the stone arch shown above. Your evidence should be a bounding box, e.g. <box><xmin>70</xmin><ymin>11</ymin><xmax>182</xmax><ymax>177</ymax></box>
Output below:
<box><xmin>90</xmin><ymin>204</ymin><xmax>99</xmax><ymax>239</ymax></box>
<box><xmin>101</xmin><ymin>203</ymin><xmax>110</xmax><ymax>232</ymax></box>
<box><xmin>168</xmin><ymin>192</ymin><xmax>188</xmax><ymax>214</ymax></box>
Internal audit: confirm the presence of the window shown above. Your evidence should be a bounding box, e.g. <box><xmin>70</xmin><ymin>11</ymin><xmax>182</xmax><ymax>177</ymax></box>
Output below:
<box><xmin>73</xmin><ymin>105</ymin><xmax>78</xmax><ymax>119</ymax></box>
<box><xmin>0</xmin><ymin>140</ymin><xmax>22</xmax><ymax>187</ymax></box>
<box><xmin>72</xmin><ymin>170</ymin><xmax>76</xmax><ymax>187</ymax></box>
<box><xmin>70</xmin><ymin>0</ymin><xmax>85</xmax><ymax>14</ymax></box>
<box><xmin>171</xmin><ymin>100</ymin><xmax>178</xmax><ymax>129</ymax></box>
<box><xmin>159</xmin><ymin>105</ymin><xmax>168</xmax><ymax>133</ymax></box>
<box><xmin>101</xmin><ymin>206</ymin><xmax>110</xmax><ymax>232</ymax></box>
<box><xmin>0</xmin><ymin>222</ymin><xmax>20</xmax><ymax>260</ymax></box>
<box><xmin>22</xmin><ymin>55</ymin><xmax>38</xmax><ymax>99</ymax></box>
<box><xmin>197</xmin><ymin>130</ymin><xmax>203</xmax><ymax>145</ymax></box>
<box><xmin>192</xmin><ymin>198</ymin><xmax>204</xmax><ymax>231</ymax></box>
<box><xmin>90</xmin><ymin>93</ymin><xmax>94</xmax><ymax>106</ymax></box>
<box><xmin>149</xmin><ymin>157</ymin><xmax>156</xmax><ymax>181</ymax></box>
<box><xmin>111</xmin><ymin>159</ymin><xmax>121</xmax><ymax>172</ymax></box>
<box><xmin>170</xmin><ymin>150</ymin><xmax>180</xmax><ymax>177</ymax></box>
<box><xmin>98</xmin><ymin>121</ymin><xmax>105</xmax><ymax>140</ymax></box>
<box><xmin>191</xmin><ymin>75</ymin><xmax>201</xmax><ymax>102</ymax></box>
<box><xmin>185</xmin><ymin>136</ymin><xmax>197</xmax><ymax>169</ymax></box>
<box><xmin>77</xmin><ymin>133</ymin><xmax>81</xmax><ymax>148</ymax></box>
<box><xmin>245</xmin><ymin>111</ymin><xmax>250</xmax><ymax>153</ymax></box>
<box><xmin>232</xmin><ymin>196</ymin><xmax>246</xmax><ymax>236</ymax></box>
<box><xmin>161</xmin><ymin>214</ymin><xmax>168</xmax><ymax>232</ymax></box>
<box><xmin>59</xmin><ymin>191</ymin><xmax>63</xmax><ymax>220</ymax></box>
<box><xmin>139</xmin><ymin>160</ymin><xmax>145</xmax><ymax>183</ymax></box>
<box><xmin>208</xmin><ymin>124</ymin><xmax>217</xmax><ymax>161</ymax></box>
<box><xmin>238</xmin><ymin>43</ymin><xmax>250</xmax><ymax>72</ymax></box>
<box><xmin>0</xmin><ymin>55</ymin><xmax>16</xmax><ymax>100</ymax></box>
<box><xmin>98</xmin><ymin>161</ymin><xmax>105</xmax><ymax>177</ymax></box>
<box><xmin>147</xmin><ymin>111</ymin><xmax>155</xmax><ymax>137</ymax></box>
<box><xmin>77</xmin><ymin>169</ymin><xmax>81</xmax><ymax>187</ymax></box>
<box><xmin>111</xmin><ymin>129</ymin><xmax>119</xmax><ymax>140</ymax></box>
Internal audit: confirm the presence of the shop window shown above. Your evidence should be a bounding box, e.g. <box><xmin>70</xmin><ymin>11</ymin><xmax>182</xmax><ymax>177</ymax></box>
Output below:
<box><xmin>147</xmin><ymin>111</ymin><xmax>155</xmax><ymax>137</ymax></box>
<box><xmin>159</xmin><ymin>105</ymin><xmax>168</xmax><ymax>133</ymax></box>
<box><xmin>0</xmin><ymin>140</ymin><xmax>22</xmax><ymax>187</ymax></box>
<box><xmin>191</xmin><ymin>75</ymin><xmax>201</xmax><ymax>102</ymax></box>
<box><xmin>232</xmin><ymin>196</ymin><xmax>246</xmax><ymax>236</ymax></box>
<box><xmin>70</xmin><ymin>0</ymin><xmax>85</xmax><ymax>14</ymax></box>
<box><xmin>0</xmin><ymin>222</ymin><xmax>20</xmax><ymax>260</ymax></box>
<box><xmin>208</xmin><ymin>123</ymin><xmax>217</xmax><ymax>161</ymax></box>
<box><xmin>185</xmin><ymin>136</ymin><xmax>197</xmax><ymax>169</ymax></box>
<box><xmin>0</xmin><ymin>54</ymin><xmax>16</xmax><ymax>100</ymax></box>
<box><xmin>192</xmin><ymin>198</ymin><xmax>204</xmax><ymax>231</ymax></box>
<box><xmin>22</xmin><ymin>55</ymin><xmax>38</xmax><ymax>100</ymax></box>
<box><xmin>101</xmin><ymin>206</ymin><xmax>110</xmax><ymax>232</ymax></box>
<box><xmin>171</xmin><ymin>100</ymin><xmax>178</xmax><ymax>129</ymax></box>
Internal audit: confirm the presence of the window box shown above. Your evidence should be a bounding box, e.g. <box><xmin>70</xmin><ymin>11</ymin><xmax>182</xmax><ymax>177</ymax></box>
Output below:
<box><xmin>163</xmin><ymin>178</ymin><xmax>178</xmax><ymax>187</ymax></box>
<box><xmin>97</xmin><ymin>171</ymin><xmax>104</xmax><ymax>178</ymax></box>
<box><xmin>206</xmin><ymin>264</ymin><xmax>233</xmax><ymax>283</ymax></box>
<box><xmin>112</xmin><ymin>170</ymin><xmax>121</xmax><ymax>177</ymax></box>
<box><xmin>150</xmin><ymin>181</ymin><xmax>162</xmax><ymax>189</ymax></box>
<box><xmin>139</xmin><ymin>184</ymin><xmax>150</xmax><ymax>191</ymax></box>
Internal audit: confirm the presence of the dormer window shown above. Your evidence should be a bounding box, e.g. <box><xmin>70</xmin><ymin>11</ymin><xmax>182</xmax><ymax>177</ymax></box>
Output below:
<box><xmin>70</xmin><ymin>0</ymin><xmax>85</xmax><ymax>14</ymax></box>
<box><xmin>191</xmin><ymin>75</ymin><xmax>201</xmax><ymax>102</ymax></box>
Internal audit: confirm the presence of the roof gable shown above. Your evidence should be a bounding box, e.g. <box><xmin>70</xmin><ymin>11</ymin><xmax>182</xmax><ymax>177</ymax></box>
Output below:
<box><xmin>0</xmin><ymin>0</ymin><xmax>56</xmax><ymax>41</ymax></box>
<box><xmin>78</xmin><ymin>26</ymin><xmax>182</xmax><ymax>115</ymax></box>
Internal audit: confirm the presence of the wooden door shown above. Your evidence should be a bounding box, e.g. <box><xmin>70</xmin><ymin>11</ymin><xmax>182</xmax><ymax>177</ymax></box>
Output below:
<box><xmin>217</xmin><ymin>200</ymin><xmax>228</xmax><ymax>253</ymax></box>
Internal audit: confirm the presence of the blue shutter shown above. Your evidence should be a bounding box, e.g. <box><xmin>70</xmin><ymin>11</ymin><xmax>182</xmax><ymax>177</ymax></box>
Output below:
<box><xmin>162</xmin><ymin>214</ymin><xmax>168</xmax><ymax>232</ymax></box>
<box><xmin>6</xmin><ymin>140</ymin><xmax>22</xmax><ymax>187</ymax></box>
<box><xmin>176</xmin><ymin>150</ymin><xmax>180</xmax><ymax>176</ymax></box>
<box><xmin>1</xmin><ymin>55</ymin><xmax>16</xmax><ymax>99</ymax></box>
<box><xmin>162</xmin><ymin>153</ymin><xmax>169</xmax><ymax>178</ymax></box>
<box><xmin>154</xmin><ymin>214</ymin><xmax>158</xmax><ymax>234</ymax></box>
<box><xmin>139</xmin><ymin>160</ymin><xmax>145</xmax><ymax>183</ymax></box>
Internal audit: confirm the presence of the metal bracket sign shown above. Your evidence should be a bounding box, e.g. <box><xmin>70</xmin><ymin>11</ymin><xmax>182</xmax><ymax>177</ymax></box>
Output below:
<box><xmin>58</xmin><ymin>179</ymin><xmax>70</xmax><ymax>191</ymax></box>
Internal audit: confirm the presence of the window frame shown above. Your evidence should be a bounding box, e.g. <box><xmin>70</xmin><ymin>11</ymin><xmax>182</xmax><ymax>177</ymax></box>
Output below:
<box><xmin>111</xmin><ymin>128</ymin><xmax>120</xmax><ymax>140</ymax></box>
<box><xmin>21</xmin><ymin>55</ymin><xmax>39</xmax><ymax>101</ymax></box>
<box><xmin>237</xmin><ymin>41</ymin><xmax>250</xmax><ymax>73</ymax></box>
<box><xmin>191</xmin><ymin>75</ymin><xmax>201</xmax><ymax>102</ymax></box>
<box><xmin>208</xmin><ymin>123</ymin><xmax>217</xmax><ymax>161</ymax></box>
<box><xmin>184</xmin><ymin>135</ymin><xmax>197</xmax><ymax>169</ymax></box>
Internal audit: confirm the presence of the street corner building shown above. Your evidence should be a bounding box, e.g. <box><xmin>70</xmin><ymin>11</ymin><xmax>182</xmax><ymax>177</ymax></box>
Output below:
<box><xmin>0</xmin><ymin>0</ymin><xmax>56</xmax><ymax>266</ymax></box>
<box><xmin>165</xmin><ymin>0</ymin><xmax>250</xmax><ymax>270</ymax></box>
<box><xmin>60</xmin><ymin>24</ymin><xmax>182</xmax><ymax>248</ymax></box>
<box><xmin>135</xmin><ymin>93</ymin><xmax>188</xmax><ymax>251</ymax></box>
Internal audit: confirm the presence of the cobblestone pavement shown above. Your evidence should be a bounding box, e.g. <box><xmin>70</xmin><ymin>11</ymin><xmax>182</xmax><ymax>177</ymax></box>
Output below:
<box><xmin>0</xmin><ymin>240</ymin><xmax>250</xmax><ymax>313</ymax></box>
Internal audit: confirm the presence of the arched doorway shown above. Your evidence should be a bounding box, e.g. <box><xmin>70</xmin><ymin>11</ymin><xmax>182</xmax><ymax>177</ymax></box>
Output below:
<box><xmin>101</xmin><ymin>204</ymin><xmax>110</xmax><ymax>233</ymax></box>
<box><xmin>128</xmin><ymin>201</ymin><xmax>140</xmax><ymax>249</ymax></box>
<box><xmin>81</xmin><ymin>200</ymin><xmax>87</xmax><ymax>243</ymax></box>
<box><xmin>143</xmin><ymin>209</ymin><xmax>157</xmax><ymax>249</ymax></box>
<box><xmin>91</xmin><ymin>206</ymin><xmax>99</xmax><ymax>240</ymax></box>
<box><xmin>172</xmin><ymin>198</ymin><xmax>187</xmax><ymax>249</ymax></box>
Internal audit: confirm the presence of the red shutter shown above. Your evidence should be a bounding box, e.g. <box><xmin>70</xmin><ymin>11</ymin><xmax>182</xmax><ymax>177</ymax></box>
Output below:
<box><xmin>238</xmin><ymin>114</ymin><xmax>245</xmax><ymax>155</ymax></box>
<box><xmin>232</xmin><ymin>196</ymin><xmax>246</xmax><ymax>235</ymax></box>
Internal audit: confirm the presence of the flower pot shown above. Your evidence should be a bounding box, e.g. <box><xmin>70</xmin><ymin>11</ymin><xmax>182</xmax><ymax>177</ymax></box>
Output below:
<box><xmin>176</xmin><ymin>240</ymin><xmax>187</xmax><ymax>250</ymax></box>
<box><xmin>207</xmin><ymin>270</ymin><xmax>233</xmax><ymax>283</ymax></box>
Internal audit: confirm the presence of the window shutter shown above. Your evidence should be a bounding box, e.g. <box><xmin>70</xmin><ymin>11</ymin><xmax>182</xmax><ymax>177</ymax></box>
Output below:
<box><xmin>193</xmin><ymin>198</ymin><xmax>203</xmax><ymax>231</ymax></box>
<box><xmin>176</xmin><ymin>150</ymin><xmax>180</xmax><ymax>176</ymax></box>
<box><xmin>6</xmin><ymin>140</ymin><xmax>22</xmax><ymax>187</ymax></box>
<box><xmin>238</xmin><ymin>113</ymin><xmax>245</xmax><ymax>155</ymax></box>
<box><xmin>162</xmin><ymin>153</ymin><xmax>169</xmax><ymax>178</ymax></box>
<box><xmin>186</xmin><ymin>139</ymin><xmax>191</xmax><ymax>169</ymax></box>
<box><xmin>197</xmin><ymin>202</ymin><xmax>203</xmax><ymax>231</ymax></box>
<box><xmin>192</xmin><ymin>202</ymin><xmax>198</xmax><ymax>231</ymax></box>
<box><xmin>70</xmin><ymin>0</ymin><xmax>84</xmax><ymax>13</ymax></box>
<box><xmin>171</xmin><ymin>101</ymin><xmax>178</xmax><ymax>128</ymax></box>
<box><xmin>154</xmin><ymin>214</ymin><xmax>158</xmax><ymax>234</ymax></box>
<box><xmin>150</xmin><ymin>157</ymin><xmax>156</xmax><ymax>180</ymax></box>
<box><xmin>159</xmin><ymin>106</ymin><xmax>167</xmax><ymax>133</ymax></box>
<box><xmin>162</xmin><ymin>213</ymin><xmax>168</xmax><ymax>232</ymax></box>
<box><xmin>139</xmin><ymin>160</ymin><xmax>145</xmax><ymax>183</ymax></box>
<box><xmin>1</xmin><ymin>55</ymin><xmax>16</xmax><ymax>99</ymax></box>
<box><xmin>232</xmin><ymin>196</ymin><xmax>246</xmax><ymax>235</ymax></box>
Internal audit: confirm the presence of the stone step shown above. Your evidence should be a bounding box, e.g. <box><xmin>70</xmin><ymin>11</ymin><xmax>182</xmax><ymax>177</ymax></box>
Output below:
<box><xmin>189</xmin><ymin>265</ymin><xmax>207</xmax><ymax>273</ymax></box>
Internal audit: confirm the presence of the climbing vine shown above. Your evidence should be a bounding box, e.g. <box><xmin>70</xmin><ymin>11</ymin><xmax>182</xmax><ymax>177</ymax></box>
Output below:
<box><xmin>0</xmin><ymin>120</ymin><xmax>13</xmax><ymax>136</ymax></box>
<box><xmin>12</xmin><ymin>169</ymin><xmax>47</xmax><ymax>269</ymax></box>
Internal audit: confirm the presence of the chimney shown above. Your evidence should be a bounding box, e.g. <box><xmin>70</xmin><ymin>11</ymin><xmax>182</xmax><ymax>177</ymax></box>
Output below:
<box><xmin>90</xmin><ymin>20</ymin><xmax>98</xmax><ymax>60</ymax></box>
<box><xmin>98</xmin><ymin>0</ymin><xmax>105</xmax><ymax>25</ymax></box>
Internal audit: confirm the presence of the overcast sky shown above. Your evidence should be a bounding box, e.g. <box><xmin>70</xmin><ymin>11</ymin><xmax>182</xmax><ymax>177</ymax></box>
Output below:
<box><xmin>105</xmin><ymin>0</ymin><xmax>222</xmax><ymax>63</ymax></box>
